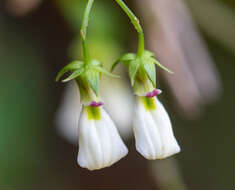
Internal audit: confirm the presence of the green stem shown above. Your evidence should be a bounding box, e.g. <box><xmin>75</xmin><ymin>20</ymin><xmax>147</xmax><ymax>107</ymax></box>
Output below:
<box><xmin>81</xmin><ymin>0</ymin><xmax>94</xmax><ymax>64</ymax></box>
<box><xmin>115</xmin><ymin>0</ymin><xmax>145</xmax><ymax>55</ymax></box>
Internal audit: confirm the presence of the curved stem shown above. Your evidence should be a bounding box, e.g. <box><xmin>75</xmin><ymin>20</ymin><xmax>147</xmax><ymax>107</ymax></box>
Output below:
<box><xmin>115</xmin><ymin>0</ymin><xmax>145</xmax><ymax>55</ymax></box>
<box><xmin>81</xmin><ymin>0</ymin><xmax>94</xmax><ymax>64</ymax></box>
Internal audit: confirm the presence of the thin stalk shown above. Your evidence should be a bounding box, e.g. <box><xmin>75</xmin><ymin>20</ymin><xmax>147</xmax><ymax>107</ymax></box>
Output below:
<box><xmin>81</xmin><ymin>0</ymin><xmax>95</xmax><ymax>64</ymax></box>
<box><xmin>115</xmin><ymin>0</ymin><xmax>145</xmax><ymax>55</ymax></box>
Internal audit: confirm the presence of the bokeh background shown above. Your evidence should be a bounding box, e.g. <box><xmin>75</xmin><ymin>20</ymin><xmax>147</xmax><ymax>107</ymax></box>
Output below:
<box><xmin>0</xmin><ymin>0</ymin><xmax>235</xmax><ymax>189</ymax></box>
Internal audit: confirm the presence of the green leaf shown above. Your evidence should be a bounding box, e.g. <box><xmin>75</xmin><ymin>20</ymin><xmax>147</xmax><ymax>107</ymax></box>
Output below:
<box><xmin>56</xmin><ymin>61</ymin><xmax>83</xmax><ymax>81</ymax></box>
<box><xmin>86</xmin><ymin>70</ymin><xmax>100</xmax><ymax>96</ymax></box>
<box><xmin>152</xmin><ymin>59</ymin><xmax>173</xmax><ymax>74</ymax></box>
<box><xmin>129</xmin><ymin>60</ymin><xmax>140</xmax><ymax>86</ymax></box>
<box><xmin>143</xmin><ymin>62</ymin><xmax>156</xmax><ymax>86</ymax></box>
<box><xmin>94</xmin><ymin>66</ymin><xmax>120</xmax><ymax>78</ymax></box>
<box><xmin>111</xmin><ymin>53</ymin><xmax>136</xmax><ymax>71</ymax></box>
<box><xmin>62</xmin><ymin>68</ymin><xmax>84</xmax><ymax>82</ymax></box>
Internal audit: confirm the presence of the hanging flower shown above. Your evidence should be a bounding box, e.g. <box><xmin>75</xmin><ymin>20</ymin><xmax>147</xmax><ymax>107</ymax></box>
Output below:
<box><xmin>56</xmin><ymin>58</ymin><xmax>128</xmax><ymax>170</ymax></box>
<box><xmin>55</xmin><ymin>0</ymin><xmax>182</xmax><ymax>170</ymax></box>
<box><xmin>77</xmin><ymin>103</ymin><xmax>128</xmax><ymax>170</ymax></box>
<box><xmin>112</xmin><ymin>46</ymin><xmax>181</xmax><ymax>160</ymax></box>
<box><xmin>133</xmin><ymin>94</ymin><xmax>180</xmax><ymax>159</ymax></box>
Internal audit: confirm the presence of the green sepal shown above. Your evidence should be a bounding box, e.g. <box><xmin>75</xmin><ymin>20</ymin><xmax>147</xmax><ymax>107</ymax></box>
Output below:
<box><xmin>142</xmin><ymin>50</ymin><xmax>155</xmax><ymax>58</ymax></box>
<box><xmin>111</xmin><ymin>53</ymin><xmax>136</xmax><ymax>71</ymax></box>
<box><xmin>90</xmin><ymin>59</ymin><xmax>101</xmax><ymax>66</ymax></box>
<box><xmin>85</xmin><ymin>69</ymin><xmax>100</xmax><ymax>96</ymax></box>
<box><xmin>152</xmin><ymin>59</ymin><xmax>173</xmax><ymax>74</ymax></box>
<box><xmin>129</xmin><ymin>59</ymin><xmax>140</xmax><ymax>86</ymax></box>
<box><xmin>56</xmin><ymin>61</ymin><xmax>83</xmax><ymax>82</ymax></box>
<box><xmin>142</xmin><ymin>62</ymin><xmax>156</xmax><ymax>86</ymax></box>
<box><xmin>94</xmin><ymin>66</ymin><xmax>120</xmax><ymax>78</ymax></box>
<box><xmin>62</xmin><ymin>68</ymin><xmax>84</xmax><ymax>82</ymax></box>
<box><xmin>142</xmin><ymin>50</ymin><xmax>173</xmax><ymax>74</ymax></box>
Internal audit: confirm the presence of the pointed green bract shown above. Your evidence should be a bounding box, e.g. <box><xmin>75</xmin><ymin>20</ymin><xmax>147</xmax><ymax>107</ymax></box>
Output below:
<box><xmin>111</xmin><ymin>53</ymin><xmax>136</xmax><ymax>71</ymax></box>
<box><xmin>142</xmin><ymin>50</ymin><xmax>155</xmax><ymax>58</ymax></box>
<box><xmin>94</xmin><ymin>66</ymin><xmax>120</xmax><ymax>78</ymax></box>
<box><xmin>111</xmin><ymin>50</ymin><xmax>173</xmax><ymax>90</ymax></box>
<box><xmin>152</xmin><ymin>59</ymin><xmax>173</xmax><ymax>74</ymax></box>
<box><xmin>90</xmin><ymin>59</ymin><xmax>101</xmax><ymax>66</ymax></box>
<box><xmin>119</xmin><ymin>53</ymin><xmax>136</xmax><ymax>61</ymax></box>
<box><xmin>129</xmin><ymin>59</ymin><xmax>140</xmax><ymax>86</ymax></box>
<box><xmin>86</xmin><ymin>69</ymin><xmax>100</xmax><ymax>96</ymax></box>
<box><xmin>142</xmin><ymin>62</ymin><xmax>156</xmax><ymax>86</ymax></box>
<box><xmin>56</xmin><ymin>61</ymin><xmax>83</xmax><ymax>82</ymax></box>
<box><xmin>62</xmin><ymin>68</ymin><xmax>84</xmax><ymax>82</ymax></box>
<box><xmin>56</xmin><ymin>58</ymin><xmax>119</xmax><ymax>98</ymax></box>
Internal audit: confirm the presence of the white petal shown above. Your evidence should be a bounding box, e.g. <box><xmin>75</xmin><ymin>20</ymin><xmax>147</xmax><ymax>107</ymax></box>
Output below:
<box><xmin>152</xmin><ymin>98</ymin><xmax>181</xmax><ymax>158</ymax></box>
<box><xmin>133</xmin><ymin>97</ymin><xmax>180</xmax><ymax>160</ymax></box>
<box><xmin>77</xmin><ymin>110</ymin><xmax>103</xmax><ymax>170</ymax></box>
<box><xmin>77</xmin><ymin>106</ymin><xmax>128</xmax><ymax>170</ymax></box>
<box><xmin>133</xmin><ymin>98</ymin><xmax>162</xmax><ymax>159</ymax></box>
<box><xmin>100</xmin><ymin>108</ymin><xmax>128</xmax><ymax>164</ymax></box>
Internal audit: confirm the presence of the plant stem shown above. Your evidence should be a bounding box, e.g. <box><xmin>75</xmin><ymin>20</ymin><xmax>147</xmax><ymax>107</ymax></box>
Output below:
<box><xmin>115</xmin><ymin>0</ymin><xmax>145</xmax><ymax>55</ymax></box>
<box><xmin>81</xmin><ymin>0</ymin><xmax>94</xmax><ymax>64</ymax></box>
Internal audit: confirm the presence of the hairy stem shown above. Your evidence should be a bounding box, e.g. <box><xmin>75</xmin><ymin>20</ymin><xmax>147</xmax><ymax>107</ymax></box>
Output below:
<box><xmin>115</xmin><ymin>0</ymin><xmax>145</xmax><ymax>55</ymax></box>
<box><xmin>81</xmin><ymin>0</ymin><xmax>94</xmax><ymax>64</ymax></box>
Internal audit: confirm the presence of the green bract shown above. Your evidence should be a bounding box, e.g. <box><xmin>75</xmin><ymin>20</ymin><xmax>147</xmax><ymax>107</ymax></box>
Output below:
<box><xmin>112</xmin><ymin>50</ymin><xmax>173</xmax><ymax>88</ymax></box>
<box><xmin>56</xmin><ymin>59</ymin><xmax>119</xmax><ymax>96</ymax></box>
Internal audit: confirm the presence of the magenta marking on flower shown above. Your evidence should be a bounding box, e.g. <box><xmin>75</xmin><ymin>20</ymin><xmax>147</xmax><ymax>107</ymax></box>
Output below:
<box><xmin>146</xmin><ymin>89</ymin><xmax>162</xmax><ymax>98</ymax></box>
<box><xmin>89</xmin><ymin>101</ymin><xmax>104</xmax><ymax>107</ymax></box>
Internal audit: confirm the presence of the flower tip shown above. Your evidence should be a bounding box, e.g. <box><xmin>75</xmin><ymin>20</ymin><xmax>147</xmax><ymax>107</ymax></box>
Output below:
<box><xmin>145</xmin><ymin>89</ymin><xmax>162</xmax><ymax>98</ymax></box>
<box><xmin>137</xmin><ymin>144</ymin><xmax>181</xmax><ymax>160</ymax></box>
<box><xmin>89</xmin><ymin>101</ymin><xmax>104</xmax><ymax>107</ymax></box>
<box><xmin>155</xmin><ymin>89</ymin><xmax>162</xmax><ymax>95</ymax></box>
<box><xmin>77</xmin><ymin>144</ymin><xmax>128</xmax><ymax>171</ymax></box>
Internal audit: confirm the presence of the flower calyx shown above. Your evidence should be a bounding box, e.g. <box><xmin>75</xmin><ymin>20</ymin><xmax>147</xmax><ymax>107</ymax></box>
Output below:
<box><xmin>112</xmin><ymin>50</ymin><xmax>173</xmax><ymax>96</ymax></box>
<box><xmin>56</xmin><ymin>59</ymin><xmax>119</xmax><ymax>104</ymax></box>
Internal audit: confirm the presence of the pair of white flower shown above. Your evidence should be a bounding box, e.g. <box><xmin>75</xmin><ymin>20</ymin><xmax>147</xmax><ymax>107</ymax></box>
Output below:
<box><xmin>78</xmin><ymin>91</ymin><xmax>180</xmax><ymax>170</ymax></box>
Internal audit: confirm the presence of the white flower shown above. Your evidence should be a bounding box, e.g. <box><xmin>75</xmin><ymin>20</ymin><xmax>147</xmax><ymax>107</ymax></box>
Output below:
<box><xmin>77</xmin><ymin>105</ymin><xmax>128</xmax><ymax>170</ymax></box>
<box><xmin>55</xmin><ymin>79</ymin><xmax>134</xmax><ymax>145</ymax></box>
<box><xmin>133</xmin><ymin>96</ymin><xmax>180</xmax><ymax>160</ymax></box>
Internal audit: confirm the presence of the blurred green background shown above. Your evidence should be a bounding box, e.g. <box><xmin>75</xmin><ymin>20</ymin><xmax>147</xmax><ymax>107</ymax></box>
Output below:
<box><xmin>0</xmin><ymin>0</ymin><xmax>235</xmax><ymax>189</ymax></box>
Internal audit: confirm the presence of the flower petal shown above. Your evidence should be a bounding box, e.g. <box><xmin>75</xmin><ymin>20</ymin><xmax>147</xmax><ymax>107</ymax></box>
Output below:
<box><xmin>133</xmin><ymin>97</ymin><xmax>180</xmax><ymax>160</ymax></box>
<box><xmin>151</xmin><ymin>98</ymin><xmax>181</xmax><ymax>158</ymax></box>
<box><xmin>133</xmin><ymin>97</ymin><xmax>162</xmax><ymax>159</ymax></box>
<box><xmin>77</xmin><ymin>106</ymin><xmax>128</xmax><ymax>170</ymax></box>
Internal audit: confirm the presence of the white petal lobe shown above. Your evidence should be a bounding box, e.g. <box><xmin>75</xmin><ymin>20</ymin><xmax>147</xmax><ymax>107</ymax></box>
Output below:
<box><xmin>133</xmin><ymin>97</ymin><xmax>180</xmax><ymax>160</ymax></box>
<box><xmin>77</xmin><ymin>106</ymin><xmax>128</xmax><ymax>170</ymax></box>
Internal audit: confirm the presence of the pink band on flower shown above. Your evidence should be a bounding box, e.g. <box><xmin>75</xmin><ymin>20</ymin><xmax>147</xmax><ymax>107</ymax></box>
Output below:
<box><xmin>146</xmin><ymin>89</ymin><xmax>162</xmax><ymax>98</ymax></box>
<box><xmin>89</xmin><ymin>101</ymin><xmax>104</xmax><ymax>107</ymax></box>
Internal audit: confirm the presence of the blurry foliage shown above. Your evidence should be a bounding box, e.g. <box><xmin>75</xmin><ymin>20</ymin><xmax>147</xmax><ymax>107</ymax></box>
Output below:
<box><xmin>223</xmin><ymin>0</ymin><xmax>235</xmax><ymax>9</ymax></box>
<box><xmin>0</xmin><ymin>15</ymin><xmax>47</xmax><ymax>189</ymax></box>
